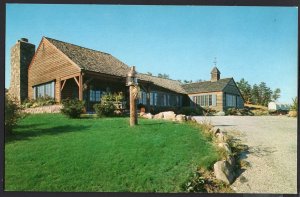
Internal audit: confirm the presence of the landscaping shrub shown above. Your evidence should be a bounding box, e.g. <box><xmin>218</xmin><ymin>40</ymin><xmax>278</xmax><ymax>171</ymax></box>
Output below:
<box><xmin>61</xmin><ymin>99</ymin><xmax>85</xmax><ymax>118</ymax></box>
<box><xmin>290</xmin><ymin>97</ymin><xmax>298</xmax><ymax>111</ymax></box>
<box><xmin>203</xmin><ymin>107</ymin><xmax>217</xmax><ymax>116</ymax></box>
<box><xmin>5</xmin><ymin>96</ymin><xmax>21</xmax><ymax>135</ymax></box>
<box><xmin>22</xmin><ymin>96</ymin><xmax>56</xmax><ymax>109</ymax></box>
<box><xmin>93</xmin><ymin>102</ymin><xmax>116</xmax><ymax>117</ymax></box>
<box><xmin>288</xmin><ymin>97</ymin><xmax>298</xmax><ymax>117</ymax></box>
<box><xmin>225</xmin><ymin>108</ymin><xmax>238</xmax><ymax>115</ymax></box>
<box><xmin>93</xmin><ymin>92</ymin><xmax>123</xmax><ymax>117</ymax></box>
<box><xmin>251</xmin><ymin>109</ymin><xmax>269</xmax><ymax>116</ymax></box>
<box><xmin>238</xmin><ymin>108</ymin><xmax>254</xmax><ymax>116</ymax></box>
<box><xmin>225</xmin><ymin>107</ymin><xmax>254</xmax><ymax>116</ymax></box>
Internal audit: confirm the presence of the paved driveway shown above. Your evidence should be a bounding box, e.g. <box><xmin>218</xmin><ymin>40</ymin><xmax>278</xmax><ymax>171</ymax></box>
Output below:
<box><xmin>194</xmin><ymin>116</ymin><xmax>297</xmax><ymax>194</ymax></box>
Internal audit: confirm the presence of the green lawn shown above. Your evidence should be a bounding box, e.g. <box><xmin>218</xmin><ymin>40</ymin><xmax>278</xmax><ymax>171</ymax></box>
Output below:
<box><xmin>5</xmin><ymin>114</ymin><xmax>220</xmax><ymax>192</ymax></box>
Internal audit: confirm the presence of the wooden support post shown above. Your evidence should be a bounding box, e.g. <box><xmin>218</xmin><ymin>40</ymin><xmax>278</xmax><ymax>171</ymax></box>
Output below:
<box><xmin>79</xmin><ymin>73</ymin><xmax>83</xmax><ymax>101</ymax></box>
<box><xmin>57</xmin><ymin>78</ymin><xmax>61</xmax><ymax>103</ymax></box>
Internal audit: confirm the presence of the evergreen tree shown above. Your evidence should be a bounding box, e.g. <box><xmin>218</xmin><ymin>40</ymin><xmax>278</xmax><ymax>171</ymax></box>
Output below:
<box><xmin>157</xmin><ymin>73</ymin><xmax>170</xmax><ymax>79</ymax></box>
<box><xmin>251</xmin><ymin>84</ymin><xmax>260</xmax><ymax>104</ymax></box>
<box><xmin>236</xmin><ymin>78</ymin><xmax>252</xmax><ymax>104</ymax></box>
<box><xmin>272</xmin><ymin>88</ymin><xmax>281</xmax><ymax>101</ymax></box>
<box><xmin>146</xmin><ymin>72</ymin><xmax>153</xmax><ymax>76</ymax></box>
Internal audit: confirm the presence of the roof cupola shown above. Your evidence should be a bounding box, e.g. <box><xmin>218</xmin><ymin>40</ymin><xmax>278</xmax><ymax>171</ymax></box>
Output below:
<box><xmin>211</xmin><ymin>66</ymin><xmax>221</xmax><ymax>82</ymax></box>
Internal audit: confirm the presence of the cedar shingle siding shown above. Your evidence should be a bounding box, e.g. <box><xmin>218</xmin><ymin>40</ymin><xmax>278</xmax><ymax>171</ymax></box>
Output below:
<box><xmin>28</xmin><ymin>38</ymin><xmax>81</xmax><ymax>102</ymax></box>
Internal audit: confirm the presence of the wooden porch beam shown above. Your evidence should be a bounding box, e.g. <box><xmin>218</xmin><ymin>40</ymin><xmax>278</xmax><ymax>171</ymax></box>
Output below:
<box><xmin>73</xmin><ymin>76</ymin><xmax>80</xmax><ymax>87</ymax></box>
<box><xmin>61</xmin><ymin>73</ymin><xmax>80</xmax><ymax>81</ymax></box>
<box><xmin>60</xmin><ymin>79</ymin><xmax>67</xmax><ymax>91</ymax></box>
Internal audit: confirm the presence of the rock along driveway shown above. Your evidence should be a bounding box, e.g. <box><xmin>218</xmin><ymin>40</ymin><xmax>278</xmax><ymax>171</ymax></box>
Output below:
<box><xmin>194</xmin><ymin>116</ymin><xmax>297</xmax><ymax>194</ymax></box>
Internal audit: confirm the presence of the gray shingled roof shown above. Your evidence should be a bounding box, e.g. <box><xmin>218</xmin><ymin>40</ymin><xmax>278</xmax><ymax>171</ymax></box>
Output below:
<box><xmin>45</xmin><ymin>37</ymin><xmax>232</xmax><ymax>95</ymax></box>
<box><xmin>45</xmin><ymin>37</ymin><xmax>186</xmax><ymax>94</ymax></box>
<box><xmin>181</xmin><ymin>78</ymin><xmax>232</xmax><ymax>94</ymax></box>
<box><xmin>45</xmin><ymin>37</ymin><xmax>130</xmax><ymax>77</ymax></box>
<box><xmin>137</xmin><ymin>74</ymin><xmax>187</xmax><ymax>94</ymax></box>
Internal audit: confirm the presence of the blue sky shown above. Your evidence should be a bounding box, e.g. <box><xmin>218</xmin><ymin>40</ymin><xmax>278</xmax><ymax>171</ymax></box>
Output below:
<box><xmin>5</xmin><ymin>4</ymin><xmax>298</xmax><ymax>103</ymax></box>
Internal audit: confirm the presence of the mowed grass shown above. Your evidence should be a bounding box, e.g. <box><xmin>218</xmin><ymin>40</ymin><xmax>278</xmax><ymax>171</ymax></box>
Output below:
<box><xmin>5</xmin><ymin>114</ymin><xmax>220</xmax><ymax>192</ymax></box>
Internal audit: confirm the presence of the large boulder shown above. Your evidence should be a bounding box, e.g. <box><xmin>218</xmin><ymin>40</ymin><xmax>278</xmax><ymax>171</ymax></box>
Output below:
<box><xmin>162</xmin><ymin>111</ymin><xmax>176</xmax><ymax>121</ymax></box>
<box><xmin>175</xmin><ymin>114</ymin><xmax>186</xmax><ymax>122</ymax></box>
<box><xmin>154</xmin><ymin>112</ymin><xmax>164</xmax><ymax>119</ymax></box>
<box><xmin>186</xmin><ymin>115</ymin><xmax>192</xmax><ymax>121</ymax></box>
<box><xmin>144</xmin><ymin>113</ymin><xmax>154</xmax><ymax>119</ymax></box>
<box><xmin>215</xmin><ymin>111</ymin><xmax>225</xmax><ymax>116</ymax></box>
<box><xmin>191</xmin><ymin>117</ymin><xmax>197</xmax><ymax>122</ymax></box>
<box><xmin>214</xmin><ymin>160</ymin><xmax>235</xmax><ymax>184</ymax></box>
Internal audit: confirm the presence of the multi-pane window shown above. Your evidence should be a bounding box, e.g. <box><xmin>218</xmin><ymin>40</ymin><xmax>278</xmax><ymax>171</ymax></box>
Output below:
<box><xmin>33</xmin><ymin>81</ymin><xmax>55</xmax><ymax>99</ymax></box>
<box><xmin>225</xmin><ymin>94</ymin><xmax>237</xmax><ymax>107</ymax></box>
<box><xmin>149</xmin><ymin>91</ymin><xmax>182</xmax><ymax>107</ymax></box>
<box><xmin>150</xmin><ymin>92</ymin><xmax>154</xmax><ymax>105</ymax></box>
<box><xmin>138</xmin><ymin>91</ymin><xmax>147</xmax><ymax>105</ymax></box>
<box><xmin>193</xmin><ymin>94</ymin><xmax>217</xmax><ymax>107</ymax></box>
<box><xmin>90</xmin><ymin>90</ymin><xmax>101</xmax><ymax>102</ymax></box>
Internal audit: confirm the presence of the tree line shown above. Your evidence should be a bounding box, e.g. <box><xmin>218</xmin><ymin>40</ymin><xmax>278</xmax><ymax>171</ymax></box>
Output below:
<box><xmin>236</xmin><ymin>78</ymin><xmax>281</xmax><ymax>106</ymax></box>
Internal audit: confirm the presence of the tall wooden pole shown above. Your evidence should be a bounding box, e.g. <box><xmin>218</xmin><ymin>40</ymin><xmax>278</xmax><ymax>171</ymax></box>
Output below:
<box><xmin>129</xmin><ymin>85</ymin><xmax>137</xmax><ymax>126</ymax></box>
<box><xmin>128</xmin><ymin>66</ymin><xmax>138</xmax><ymax>126</ymax></box>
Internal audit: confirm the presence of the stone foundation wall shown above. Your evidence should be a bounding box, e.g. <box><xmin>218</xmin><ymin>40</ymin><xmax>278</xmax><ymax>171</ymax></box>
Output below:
<box><xmin>23</xmin><ymin>105</ymin><xmax>62</xmax><ymax>114</ymax></box>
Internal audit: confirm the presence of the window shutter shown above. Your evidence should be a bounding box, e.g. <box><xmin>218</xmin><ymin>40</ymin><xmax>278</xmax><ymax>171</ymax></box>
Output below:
<box><xmin>212</xmin><ymin>94</ymin><xmax>217</xmax><ymax>106</ymax></box>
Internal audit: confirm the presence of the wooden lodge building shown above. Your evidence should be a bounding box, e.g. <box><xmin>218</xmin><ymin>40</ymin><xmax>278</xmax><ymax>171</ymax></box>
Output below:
<box><xmin>8</xmin><ymin>37</ymin><xmax>244</xmax><ymax>112</ymax></box>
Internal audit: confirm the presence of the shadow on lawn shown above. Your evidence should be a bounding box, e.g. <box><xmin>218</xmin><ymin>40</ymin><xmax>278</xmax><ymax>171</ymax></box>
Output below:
<box><xmin>141</xmin><ymin>122</ymin><xmax>164</xmax><ymax>126</ymax></box>
<box><xmin>6</xmin><ymin>124</ymin><xmax>91</xmax><ymax>142</ymax></box>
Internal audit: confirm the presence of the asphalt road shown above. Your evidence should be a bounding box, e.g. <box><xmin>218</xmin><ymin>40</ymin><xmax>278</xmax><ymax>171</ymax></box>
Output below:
<box><xmin>194</xmin><ymin>116</ymin><xmax>297</xmax><ymax>194</ymax></box>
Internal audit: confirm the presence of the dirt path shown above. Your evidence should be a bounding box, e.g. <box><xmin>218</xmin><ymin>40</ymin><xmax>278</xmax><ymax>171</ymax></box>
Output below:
<box><xmin>194</xmin><ymin>116</ymin><xmax>297</xmax><ymax>194</ymax></box>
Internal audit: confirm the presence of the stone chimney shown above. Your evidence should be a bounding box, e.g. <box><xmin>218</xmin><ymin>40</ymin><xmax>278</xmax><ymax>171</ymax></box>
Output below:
<box><xmin>211</xmin><ymin>67</ymin><xmax>220</xmax><ymax>82</ymax></box>
<box><xmin>9</xmin><ymin>38</ymin><xmax>35</xmax><ymax>103</ymax></box>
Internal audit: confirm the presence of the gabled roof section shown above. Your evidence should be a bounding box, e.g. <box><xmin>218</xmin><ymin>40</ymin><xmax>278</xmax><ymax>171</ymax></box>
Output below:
<box><xmin>45</xmin><ymin>37</ymin><xmax>130</xmax><ymax>77</ymax></box>
<box><xmin>137</xmin><ymin>74</ymin><xmax>187</xmax><ymax>94</ymax></box>
<box><xmin>181</xmin><ymin>78</ymin><xmax>232</xmax><ymax>94</ymax></box>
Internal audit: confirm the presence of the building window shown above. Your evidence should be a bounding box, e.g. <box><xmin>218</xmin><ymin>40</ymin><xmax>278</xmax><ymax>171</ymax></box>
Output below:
<box><xmin>149</xmin><ymin>91</ymin><xmax>182</xmax><ymax>107</ymax></box>
<box><xmin>150</xmin><ymin>92</ymin><xmax>158</xmax><ymax>106</ymax></box>
<box><xmin>138</xmin><ymin>91</ymin><xmax>147</xmax><ymax>105</ymax></box>
<box><xmin>150</xmin><ymin>92</ymin><xmax>154</xmax><ymax>105</ymax></box>
<box><xmin>33</xmin><ymin>81</ymin><xmax>55</xmax><ymax>99</ymax></box>
<box><xmin>226</xmin><ymin>94</ymin><xmax>237</xmax><ymax>107</ymax></box>
<box><xmin>90</xmin><ymin>89</ymin><xmax>101</xmax><ymax>102</ymax></box>
<box><xmin>193</xmin><ymin>94</ymin><xmax>217</xmax><ymax>107</ymax></box>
